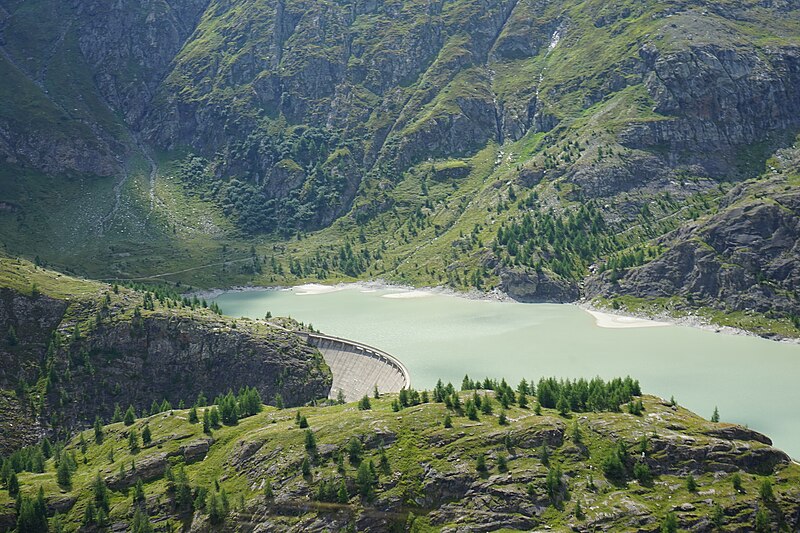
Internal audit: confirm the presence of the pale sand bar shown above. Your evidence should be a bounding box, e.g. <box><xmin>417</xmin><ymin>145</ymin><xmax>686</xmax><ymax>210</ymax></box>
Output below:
<box><xmin>382</xmin><ymin>289</ymin><xmax>434</xmax><ymax>299</ymax></box>
<box><xmin>293</xmin><ymin>283</ymin><xmax>344</xmax><ymax>295</ymax></box>
<box><xmin>586</xmin><ymin>309</ymin><xmax>670</xmax><ymax>329</ymax></box>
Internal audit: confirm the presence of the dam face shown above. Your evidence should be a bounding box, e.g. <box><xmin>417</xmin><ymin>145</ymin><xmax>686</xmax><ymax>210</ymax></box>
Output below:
<box><xmin>298</xmin><ymin>332</ymin><xmax>410</xmax><ymax>402</ymax></box>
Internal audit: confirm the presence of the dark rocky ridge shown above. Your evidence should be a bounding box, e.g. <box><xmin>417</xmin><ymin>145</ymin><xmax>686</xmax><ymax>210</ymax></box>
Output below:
<box><xmin>0</xmin><ymin>259</ymin><xmax>332</xmax><ymax>454</ymax></box>
<box><xmin>586</xmin><ymin>173</ymin><xmax>800</xmax><ymax>322</ymax></box>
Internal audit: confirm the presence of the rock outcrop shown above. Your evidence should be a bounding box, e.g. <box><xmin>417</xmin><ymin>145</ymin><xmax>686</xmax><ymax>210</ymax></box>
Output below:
<box><xmin>586</xmin><ymin>176</ymin><xmax>800</xmax><ymax>320</ymax></box>
<box><xmin>0</xmin><ymin>258</ymin><xmax>331</xmax><ymax>453</ymax></box>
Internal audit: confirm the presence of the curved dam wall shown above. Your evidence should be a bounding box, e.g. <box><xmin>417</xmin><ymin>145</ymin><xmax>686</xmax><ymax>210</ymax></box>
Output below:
<box><xmin>297</xmin><ymin>332</ymin><xmax>410</xmax><ymax>402</ymax></box>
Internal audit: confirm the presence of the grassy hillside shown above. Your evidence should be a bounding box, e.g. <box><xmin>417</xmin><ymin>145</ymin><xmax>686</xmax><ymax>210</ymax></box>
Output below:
<box><xmin>2</xmin><ymin>384</ymin><xmax>798</xmax><ymax>531</ymax></box>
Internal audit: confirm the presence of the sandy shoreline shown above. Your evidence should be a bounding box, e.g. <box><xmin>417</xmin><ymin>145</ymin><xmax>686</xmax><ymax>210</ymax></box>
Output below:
<box><xmin>583</xmin><ymin>309</ymin><xmax>669</xmax><ymax>329</ymax></box>
<box><xmin>577</xmin><ymin>302</ymin><xmax>800</xmax><ymax>344</ymax></box>
<box><xmin>193</xmin><ymin>279</ymin><xmax>510</xmax><ymax>303</ymax></box>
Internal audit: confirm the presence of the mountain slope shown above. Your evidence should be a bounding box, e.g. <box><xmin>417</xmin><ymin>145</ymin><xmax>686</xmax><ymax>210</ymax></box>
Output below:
<box><xmin>1</xmin><ymin>388</ymin><xmax>799</xmax><ymax>531</ymax></box>
<box><xmin>0</xmin><ymin>0</ymin><xmax>799</xmax><ymax>336</ymax></box>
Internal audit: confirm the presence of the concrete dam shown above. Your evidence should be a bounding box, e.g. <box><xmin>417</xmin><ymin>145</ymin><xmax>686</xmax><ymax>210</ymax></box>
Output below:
<box><xmin>297</xmin><ymin>332</ymin><xmax>411</xmax><ymax>402</ymax></box>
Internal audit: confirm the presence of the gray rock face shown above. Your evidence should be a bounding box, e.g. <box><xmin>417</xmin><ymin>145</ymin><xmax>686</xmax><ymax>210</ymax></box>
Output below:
<box><xmin>72</xmin><ymin>0</ymin><xmax>210</xmax><ymax>127</ymax></box>
<box><xmin>179</xmin><ymin>437</ymin><xmax>213</xmax><ymax>464</ymax></box>
<box><xmin>54</xmin><ymin>314</ymin><xmax>331</xmax><ymax>432</ymax></box>
<box><xmin>0</xmin><ymin>121</ymin><xmax>120</xmax><ymax>177</ymax></box>
<box><xmin>499</xmin><ymin>267</ymin><xmax>580</xmax><ymax>303</ymax></box>
<box><xmin>106</xmin><ymin>451</ymin><xmax>168</xmax><ymax>490</ymax></box>
<box><xmin>586</xmin><ymin>179</ymin><xmax>800</xmax><ymax>319</ymax></box>
<box><xmin>627</xmin><ymin>44</ymin><xmax>800</xmax><ymax>176</ymax></box>
<box><xmin>0</xmin><ymin>287</ymin><xmax>332</xmax><ymax>450</ymax></box>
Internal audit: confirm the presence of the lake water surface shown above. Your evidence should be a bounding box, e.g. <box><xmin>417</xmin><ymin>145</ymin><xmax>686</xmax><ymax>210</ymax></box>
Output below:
<box><xmin>213</xmin><ymin>285</ymin><xmax>800</xmax><ymax>459</ymax></box>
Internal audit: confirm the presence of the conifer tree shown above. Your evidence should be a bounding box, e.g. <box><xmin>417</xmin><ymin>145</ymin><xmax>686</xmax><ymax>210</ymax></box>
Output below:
<box><xmin>356</xmin><ymin>462</ymin><xmax>375</xmax><ymax>500</ymax></box>
<box><xmin>133</xmin><ymin>479</ymin><xmax>145</xmax><ymax>505</ymax></box>
<box><xmin>82</xmin><ymin>501</ymin><xmax>96</xmax><ymax>526</ymax></box>
<box><xmin>124</xmin><ymin>405</ymin><xmax>136</xmax><ymax>426</ymax></box>
<box><xmin>7</xmin><ymin>471</ymin><xmax>19</xmax><ymax>495</ymax></box>
<box><xmin>760</xmin><ymin>478</ymin><xmax>773</xmax><ymax>501</ymax></box>
<box><xmin>128</xmin><ymin>429</ymin><xmax>140</xmax><ymax>453</ymax></box>
<box><xmin>304</xmin><ymin>429</ymin><xmax>317</xmax><ymax>454</ymax></box>
<box><xmin>497</xmin><ymin>454</ymin><xmax>508</xmax><ymax>472</ymax></box>
<box><xmin>476</xmin><ymin>453</ymin><xmax>487</xmax><ymax>473</ymax></box>
<box><xmin>358</xmin><ymin>394</ymin><xmax>371</xmax><ymax>410</ymax></box>
<box><xmin>575</xmin><ymin>499</ymin><xmax>585</xmax><ymax>520</ymax></box>
<box><xmin>210</xmin><ymin>407</ymin><xmax>221</xmax><ymax>428</ymax></box>
<box><xmin>732</xmin><ymin>472</ymin><xmax>743</xmax><ymax>492</ymax></box>
<box><xmin>518</xmin><ymin>391</ymin><xmax>528</xmax><ymax>408</ymax></box>
<box><xmin>712</xmin><ymin>503</ymin><xmax>725</xmax><ymax>528</ymax></box>
<box><xmin>93</xmin><ymin>473</ymin><xmax>110</xmax><ymax>513</ymax></box>
<box><xmin>571</xmin><ymin>420</ymin><xmax>582</xmax><ymax>444</ymax></box>
<box><xmin>661</xmin><ymin>511</ymin><xmax>678</xmax><ymax>533</ymax></box>
<box><xmin>466</xmin><ymin>400</ymin><xmax>479</xmax><ymax>420</ymax></box>
<box><xmin>16</xmin><ymin>493</ymin><xmax>47</xmax><ymax>532</ymax></box>
<box><xmin>131</xmin><ymin>508</ymin><xmax>154</xmax><ymax>533</ymax></box>
<box><xmin>42</xmin><ymin>438</ymin><xmax>52</xmax><ymax>459</ymax></box>
<box><xmin>94</xmin><ymin>416</ymin><xmax>104</xmax><ymax>444</ymax></box>
<box><xmin>337</xmin><ymin>479</ymin><xmax>348</xmax><ymax>503</ymax></box>
<box><xmin>111</xmin><ymin>404</ymin><xmax>123</xmax><ymax>423</ymax></box>
<box><xmin>56</xmin><ymin>459</ymin><xmax>71</xmax><ymax>488</ymax></box>
<box><xmin>557</xmin><ymin>394</ymin><xmax>570</xmax><ymax>416</ymax></box>
<box><xmin>480</xmin><ymin>395</ymin><xmax>493</xmax><ymax>415</ymax></box>
<box><xmin>539</xmin><ymin>444</ymin><xmax>550</xmax><ymax>466</ymax></box>
<box><xmin>379</xmin><ymin>448</ymin><xmax>391</xmax><ymax>476</ymax></box>
<box><xmin>347</xmin><ymin>437</ymin><xmax>363</xmax><ymax>465</ymax></box>
<box><xmin>208</xmin><ymin>492</ymin><xmax>223</xmax><ymax>524</ymax></box>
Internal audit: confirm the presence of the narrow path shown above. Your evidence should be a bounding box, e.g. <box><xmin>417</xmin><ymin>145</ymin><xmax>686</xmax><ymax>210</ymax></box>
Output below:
<box><xmin>612</xmin><ymin>204</ymin><xmax>693</xmax><ymax>239</ymax></box>
<box><xmin>99</xmin><ymin>256</ymin><xmax>254</xmax><ymax>282</ymax></box>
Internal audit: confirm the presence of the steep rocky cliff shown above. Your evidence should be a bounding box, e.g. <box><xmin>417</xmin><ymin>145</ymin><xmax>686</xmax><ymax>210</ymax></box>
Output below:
<box><xmin>0</xmin><ymin>257</ymin><xmax>332</xmax><ymax>454</ymax></box>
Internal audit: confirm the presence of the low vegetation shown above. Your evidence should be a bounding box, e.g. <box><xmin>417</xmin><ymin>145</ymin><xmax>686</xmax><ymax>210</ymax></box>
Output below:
<box><xmin>1</xmin><ymin>376</ymin><xmax>798</xmax><ymax>532</ymax></box>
